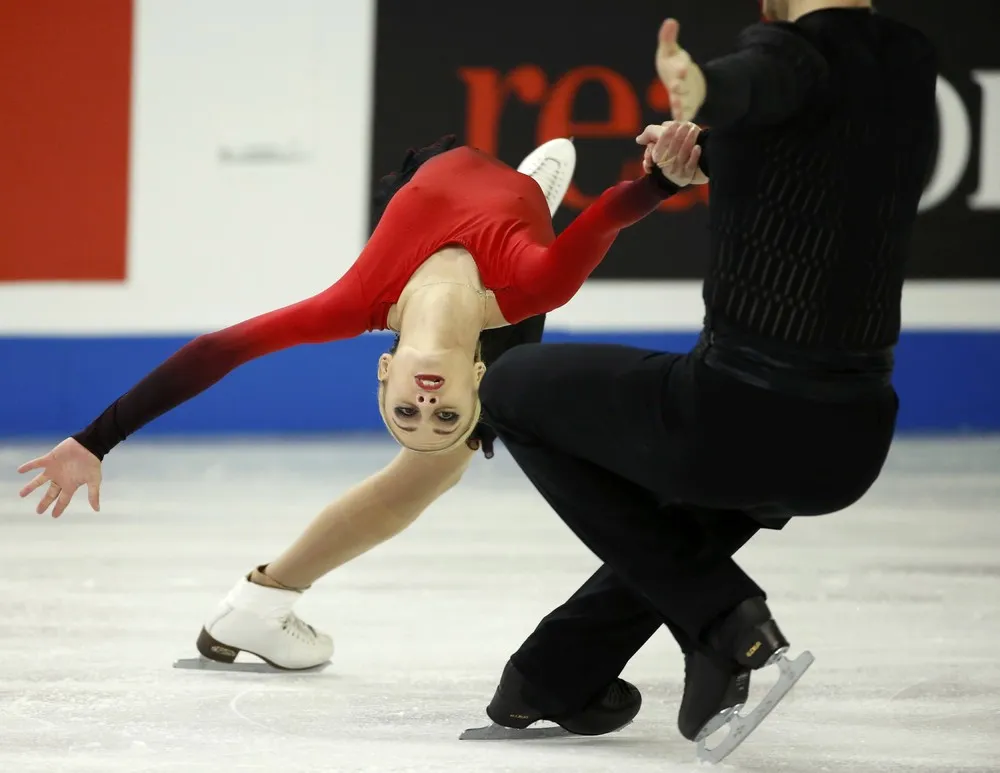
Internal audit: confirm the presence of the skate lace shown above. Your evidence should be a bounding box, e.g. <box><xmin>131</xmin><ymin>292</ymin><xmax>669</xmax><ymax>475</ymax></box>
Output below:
<box><xmin>528</xmin><ymin>158</ymin><xmax>565</xmax><ymax>203</ymax></box>
<box><xmin>280</xmin><ymin>612</ymin><xmax>318</xmax><ymax>642</ymax></box>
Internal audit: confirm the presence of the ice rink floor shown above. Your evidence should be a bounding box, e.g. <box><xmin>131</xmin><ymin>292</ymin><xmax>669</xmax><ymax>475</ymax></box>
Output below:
<box><xmin>1</xmin><ymin>436</ymin><xmax>998</xmax><ymax>773</ymax></box>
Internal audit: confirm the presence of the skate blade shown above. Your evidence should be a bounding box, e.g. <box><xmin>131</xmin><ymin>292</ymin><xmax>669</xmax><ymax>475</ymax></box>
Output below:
<box><xmin>172</xmin><ymin>656</ymin><xmax>330</xmax><ymax>674</ymax></box>
<box><xmin>696</xmin><ymin>650</ymin><xmax>815</xmax><ymax>765</ymax></box>
<box><xmin>459</xmin><ymin>723</ymin><xmax>572</xmax><ymax>741</ymax></box>
<box><xmin>459</xmin><ymin>718</ymin><xmax>634</xmax><ymax>741</ymax></box>
<box><xmin>697</xmin><ymin>703</ymin><xmax>742</xmax><ymax>741</ymax></box>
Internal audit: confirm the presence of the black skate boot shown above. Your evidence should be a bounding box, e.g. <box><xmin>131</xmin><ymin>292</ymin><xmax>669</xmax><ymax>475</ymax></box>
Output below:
<box><xmin>678</xmin><ymin>651</ymin><xmax>751</xmax><ymax>741</ymax></box>
<box><xmin>469</xmin><ymin>660</ymin><xmax>640</xmax><ymax>739</ymax></box>
<box><xmin>677</xmin><ymin>596</ymin><xmax>788</xmax><ymax>742</ymax></box>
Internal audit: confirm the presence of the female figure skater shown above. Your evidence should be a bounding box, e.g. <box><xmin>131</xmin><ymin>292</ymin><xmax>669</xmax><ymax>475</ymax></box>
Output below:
<box><xmin>17</xmin><ymin>123</ymin><xmax>707</xmax><ymax>677</ymax></box>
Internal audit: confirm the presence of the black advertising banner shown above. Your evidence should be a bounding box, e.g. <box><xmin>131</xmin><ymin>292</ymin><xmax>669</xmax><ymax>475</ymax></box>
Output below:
<box><xmin>370</xmin><ymin>1</ymin><xmax>1000</xmax><ymax>279</ymax></box>
<box><xmin>877</xmin><ymin>0</ymin><xmax>1000</xmax><ymax>279</ymax></box>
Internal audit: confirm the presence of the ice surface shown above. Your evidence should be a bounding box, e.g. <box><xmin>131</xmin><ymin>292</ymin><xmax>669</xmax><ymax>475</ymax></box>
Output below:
<box><xmin>1</xmin><ymin>436</ymin><xmax>998</xmax><ymax>772</ymax></box>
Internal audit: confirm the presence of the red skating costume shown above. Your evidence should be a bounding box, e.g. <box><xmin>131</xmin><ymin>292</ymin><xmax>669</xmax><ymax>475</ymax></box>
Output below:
<box><xmin>74</xmin><ymin>146</ymin><xmax>682</xmax><ymax>458</ymax></box>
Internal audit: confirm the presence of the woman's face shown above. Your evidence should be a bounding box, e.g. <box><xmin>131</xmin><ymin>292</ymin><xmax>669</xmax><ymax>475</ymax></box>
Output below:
<box><xmin>378</xmin><ymin>346</ymin><xmax>485</xmax><ymax>451</ymax></box>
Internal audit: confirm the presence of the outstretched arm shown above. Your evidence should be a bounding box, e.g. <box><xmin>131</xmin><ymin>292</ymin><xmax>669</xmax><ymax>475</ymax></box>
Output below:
<box><xmin>17</xmin><ymin>268</ymin><xmax>372</xmax><ymax>518</ymax></box>
<box><xmin>509</xmin><ymin>122</ymin><xmax>704</xmax><ymax>318</ymax></box>
<box><xmin>73</xmin><ymin>270</ymin><xmax>370</xmax><ymax>460</ymax></box>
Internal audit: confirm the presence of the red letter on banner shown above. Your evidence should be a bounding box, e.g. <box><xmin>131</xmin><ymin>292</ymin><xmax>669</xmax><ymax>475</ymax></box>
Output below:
<box><xmin>538</xmin><ymin>66</ymin><xmax>641</xmax><ymax>209</ymax></box>
<box><xmin>458</xmin><ymin>66</ymin><xmax>549</xmax><ymax>157</ymax></box>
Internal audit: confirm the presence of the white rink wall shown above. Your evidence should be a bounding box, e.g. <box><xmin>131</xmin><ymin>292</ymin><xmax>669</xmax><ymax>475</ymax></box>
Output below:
<box><xmin>0</xmin><ymin>0</ymin><xmax>998</xmax><ymax>335</ymax></box>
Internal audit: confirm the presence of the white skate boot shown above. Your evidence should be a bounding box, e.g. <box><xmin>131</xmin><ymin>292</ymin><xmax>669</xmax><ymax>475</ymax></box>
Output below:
<box><xmin>516</xmin><ymin>138</ymin><xmax>576</xmax><ymax>217</ymax></box>
<box><xmin>174</xmin><ymin>576</ymin><xmax>333</xmax><ymax>672</ymax></box>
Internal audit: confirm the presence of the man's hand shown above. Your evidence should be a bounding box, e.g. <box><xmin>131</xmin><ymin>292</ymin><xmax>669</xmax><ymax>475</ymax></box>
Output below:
<box><xmin>637</xmin><ymin>121</ymin><xmax>709</xmax><ymax>187</ymax></box>
<box><xmin>655</xmin><ymin>19</ymin><xmax>707</xmax><ymax>123</ymax></box>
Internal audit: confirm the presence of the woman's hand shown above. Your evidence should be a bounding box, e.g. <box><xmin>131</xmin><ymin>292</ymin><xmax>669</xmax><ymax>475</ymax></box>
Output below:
<box><xmin>18</xmin><ymin>438</ymin><xmax>102</xmax><ymax>518</ymax></box>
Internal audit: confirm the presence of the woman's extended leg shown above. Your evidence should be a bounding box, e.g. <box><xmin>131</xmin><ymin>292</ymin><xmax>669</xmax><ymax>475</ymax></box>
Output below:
<box><xmin>192</xmin><ymin>444</ymin><xmax>474</xmax><ymax>670</ymax></box>
<box><xmin>263</xmin><ymin>444</ymin><xmax>474</xmax><ymax>589</ymax></box>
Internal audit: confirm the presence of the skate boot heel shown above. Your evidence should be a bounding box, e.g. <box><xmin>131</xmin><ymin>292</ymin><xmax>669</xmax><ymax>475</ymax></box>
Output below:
<box><xmin>461</xmin><ymin>661</ymin><xmax>640</xmax><ymax>741</ymax></box>
<box><xmin>488</xmin><ymin>710</ymin><xmax>537</xmax><ymax>730</ymax></box>
<box><xmin>553</xmin><ymin>678</ymin><xmax>641</xmax><ymax>736</ymax></box>
<box><xmin>691</xmin><ymin>669</ymin><xmax>750</xmax><ymax>742</ymax></box>
<box><xmin>678</xmin><ymin>650</ymin><xmax>750</xmax><ymax>742</ymax></box>
<box><xmin>174</xmin><ymin>577</ymin><xmax>333</xmax><ymax>673</ymax></box>
<box><xmin>735</xmin><ymin>619</ymin><xmax>789</xmax><ymax>669</ymax></box>
<box><xmin>483</xmin><ymin>661</ymin><xmax>548</xmax><ymax>730</ymax></box>
<box><xmin>694</xmin><ymin>598</ymin><xmax>815</xmax><ymax>765</ymax></box>
<box><xmin>196</xmin><ymin>627</ymin><xmax>240</xmax><ymax>664</ymax></box>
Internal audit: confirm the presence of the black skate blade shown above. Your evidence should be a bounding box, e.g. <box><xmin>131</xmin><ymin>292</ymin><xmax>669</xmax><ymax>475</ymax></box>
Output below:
<box><xmin>459</xmin><ymin>723</ymin><xmax>572</xmax><ymax>741</ymax></box>
<box><xmin>172</xmin><ymin>656</ymin><xmax>330</xmax><ymax>674</ymax></box>
<box><xmin>696</xmin><ymin>650</ymin><xmax>814</xmax><ymax>765</ymax></box>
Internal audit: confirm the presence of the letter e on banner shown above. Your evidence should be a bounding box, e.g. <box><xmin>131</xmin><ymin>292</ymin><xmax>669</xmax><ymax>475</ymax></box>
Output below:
<box><xmin>538</xmin><ymin>66</ymin><xmax>640</xmax><ymax>208</ymax></box>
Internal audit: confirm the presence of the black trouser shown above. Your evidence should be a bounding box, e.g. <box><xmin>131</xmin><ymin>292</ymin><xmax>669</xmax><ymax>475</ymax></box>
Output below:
<box><xmin>478</xmin><ymin>341</ymin><xmax>898</xmax><ymax>707</ymax></box>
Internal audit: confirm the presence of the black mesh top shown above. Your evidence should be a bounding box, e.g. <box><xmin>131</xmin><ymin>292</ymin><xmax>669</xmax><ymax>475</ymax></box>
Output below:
<box><xmin>696</xmin><ymin>8</ymin><xmax>937</xmax><ymax>353</ymax></box>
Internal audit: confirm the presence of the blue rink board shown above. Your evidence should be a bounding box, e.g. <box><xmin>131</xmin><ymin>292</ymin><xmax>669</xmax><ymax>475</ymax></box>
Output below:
<box><xmin>0</xmin><ymin>330</ymin><xmax>997</xmax><ymax>437</ymax></box>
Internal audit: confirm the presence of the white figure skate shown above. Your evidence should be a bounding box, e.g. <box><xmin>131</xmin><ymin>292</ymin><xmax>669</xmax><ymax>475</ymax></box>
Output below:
<box><xmin>173</xmin><ymin>576</ymin><xmax>333</xmax><ymax>673</ymax></box>
<box><xmin>516</xmin><ymin>138</ymin><xmax>576</xmax><ymax>218</ymax></box>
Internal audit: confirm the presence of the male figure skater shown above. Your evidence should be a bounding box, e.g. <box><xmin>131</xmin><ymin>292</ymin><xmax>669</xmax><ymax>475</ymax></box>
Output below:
<box><xmin>464</xmin><ymin>1</ymin><xmax>938</xmax><ymax>763</ymax></box>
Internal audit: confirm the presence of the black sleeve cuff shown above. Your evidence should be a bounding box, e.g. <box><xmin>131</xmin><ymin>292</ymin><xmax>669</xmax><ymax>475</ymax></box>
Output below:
<box><xmin>696</xmin><ymin>128</ymin><xmax>711</xmax><ymax>177</ymax></box>
<box><xmin>72</xmin><ymin>411</ymin><xmax>120</xmax><ymax>462</ymax></box>
<box><xmin>648</xmin><ymin>166</ymin><xmax>683</xmax><ymax>196</ymax></box>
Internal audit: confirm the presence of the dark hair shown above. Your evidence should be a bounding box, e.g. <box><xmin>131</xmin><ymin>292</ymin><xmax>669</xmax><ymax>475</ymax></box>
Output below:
<box><xmin>370</xmin><ymin>134</ymin><xmax>459</xmax><ymax>232</ymax></box>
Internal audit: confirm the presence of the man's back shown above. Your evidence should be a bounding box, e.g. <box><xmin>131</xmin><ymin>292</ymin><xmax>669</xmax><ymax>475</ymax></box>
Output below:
<box><xmin>703</xmin><ymin>9</ymin><xmax>937</xmax><ymax>351</ymax></box>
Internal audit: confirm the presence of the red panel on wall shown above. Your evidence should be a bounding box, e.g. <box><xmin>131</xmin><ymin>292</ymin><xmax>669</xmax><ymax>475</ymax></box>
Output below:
<box><xmin>0</xmin><ymin>0</ymin><xmax>133</xmax><ymax>281</ymax></box>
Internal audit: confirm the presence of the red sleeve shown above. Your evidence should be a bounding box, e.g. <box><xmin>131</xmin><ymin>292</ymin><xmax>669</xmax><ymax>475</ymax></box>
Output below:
<box><xmin>504</xmin><ymin>171</ymin><xmax>680</xmax><ymax>320</ymax></box>
<box><xmin>73</xmin><ymin>269</ymin><xmax>369</xmax><ymax>459</ymax></box>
